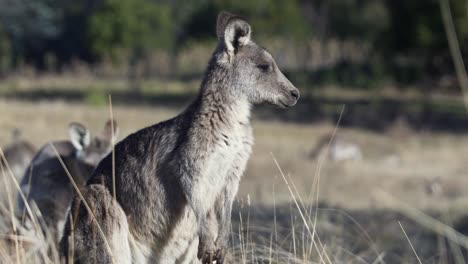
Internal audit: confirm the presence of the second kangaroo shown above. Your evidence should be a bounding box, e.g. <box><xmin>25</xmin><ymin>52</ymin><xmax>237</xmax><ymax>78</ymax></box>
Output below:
<box><xmin>19</xmin><ymin>120</ymin><xmax>118</xmax><ymax>241</ymax></box>
<box><xmin>61</xmin><ymin>11</ymin><xmax>299</xmax><ymax>264</ymax></box>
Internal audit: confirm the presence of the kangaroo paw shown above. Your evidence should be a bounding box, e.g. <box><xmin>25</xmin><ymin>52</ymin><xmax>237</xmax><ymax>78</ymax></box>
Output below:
<box><xmin>198</xmin><ymin>240</ymin><xmax>217</xmax><ymax>264</ymax></box>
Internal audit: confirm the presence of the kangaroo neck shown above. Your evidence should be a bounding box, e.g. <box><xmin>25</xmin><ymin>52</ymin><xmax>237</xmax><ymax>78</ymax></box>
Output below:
<box><xmin>190</xmin><ymin>70</ymin><xmax>252</xmax><ymax>133</ymax></box>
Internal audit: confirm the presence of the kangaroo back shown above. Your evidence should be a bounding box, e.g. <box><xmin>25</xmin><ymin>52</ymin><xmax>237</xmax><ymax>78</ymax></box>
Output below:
<box><xmin>1</xmin><ymin>129</ymin><xmax>37</xmax><ymax>181</ymax></box>
<box><xmin>0</xmin><ymin>130</ymin><xmax>36</xmax><ymax>209</ymax></box>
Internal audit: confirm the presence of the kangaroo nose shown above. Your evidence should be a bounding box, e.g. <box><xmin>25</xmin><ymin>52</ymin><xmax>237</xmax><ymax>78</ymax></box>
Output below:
<box><xmin>290</xmin><ymin>89</ymin><xmax>300</xmax><ymax>100</ymax></box>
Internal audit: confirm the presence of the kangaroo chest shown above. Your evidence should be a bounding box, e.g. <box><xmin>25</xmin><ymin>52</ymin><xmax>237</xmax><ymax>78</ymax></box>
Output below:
<box><xmin>204</xmin><ymin>124</ymin><xmax>253</xmax><ymax>186</ymax></box>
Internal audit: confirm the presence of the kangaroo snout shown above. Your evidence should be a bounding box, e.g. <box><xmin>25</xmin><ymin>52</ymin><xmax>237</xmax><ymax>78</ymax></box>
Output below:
<box><xmin>279</xmin><ymin>86</ymin><xmax>300</xmax><ymax>108</ymax></box>
<box><xmin>290</xmin><ymin>88</ymin><xmax>300</xmax><ymax>102</ymax></box>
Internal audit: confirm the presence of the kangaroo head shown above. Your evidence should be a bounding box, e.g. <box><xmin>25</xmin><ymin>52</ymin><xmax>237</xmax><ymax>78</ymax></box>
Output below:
<box><xmin>69</xmin><ymin>120</ymin><xmax>119</xmax><ymax>168</ymax></box>
<box><xmin>215</xmin><ymin>11</ymin><xmax>299</xmax><ymax>108</ymax></box>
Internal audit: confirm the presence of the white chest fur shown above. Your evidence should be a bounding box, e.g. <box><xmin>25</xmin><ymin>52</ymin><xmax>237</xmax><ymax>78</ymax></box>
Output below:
<box><xmin>199</xmin><ymin>122</ymin><xmax>252</xmax><ymax>207</ymax></box>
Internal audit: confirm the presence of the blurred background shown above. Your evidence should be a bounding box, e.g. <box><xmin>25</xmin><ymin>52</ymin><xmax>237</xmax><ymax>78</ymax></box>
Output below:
<box><xmin>1</xmin><ymin>0</ymin><xmax>468</xmax><ymax>263</ymax></box>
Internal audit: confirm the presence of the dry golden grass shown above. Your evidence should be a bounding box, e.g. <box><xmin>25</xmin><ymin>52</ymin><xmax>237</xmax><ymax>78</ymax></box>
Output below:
<box><xmin>2</xmin><ymin>99</ymin><xmax>468</xmax><ymax>212</ymax></box>
<box><xmin>2</xmin><ymin>98</ymin><xmax>468</xmax><ymax>263</ymax></box>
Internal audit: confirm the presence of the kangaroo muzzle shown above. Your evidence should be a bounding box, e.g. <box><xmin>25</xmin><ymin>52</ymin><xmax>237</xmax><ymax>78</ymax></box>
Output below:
<box><xmin>277</xmin><ymin>86</ymin><xmax>300</xmax><ymax>108</ymax></box>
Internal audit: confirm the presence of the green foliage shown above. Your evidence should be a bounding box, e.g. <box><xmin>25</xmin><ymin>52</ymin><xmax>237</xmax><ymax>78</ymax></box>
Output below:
<box><xmin>0</xmin><ymin>0</ymin><xmax>63</xmax><ymax>53</ymax></box>
<box><xmin>385</xmin><ymin>0</ymin><xmax>467</xmax><ymax>55</ymax></box>
<box><xmin>243</xmin><ymin>0</ymin><xmax>311</xmax><ymax>40</ymax></box>
<box><xmin>326</xmin><ymin>0</ymin><xmax>389</xmax><ymax>41</ymax></box>
<box><xmin>378</xmin><ymin>0</ymin><xmax>468</xmax><ymax>84</ymax></box>
<box><xmin>0</xmin><ymin>0</ymin><xmax>466</xmax><ymax>89</ymax></box>
<box><xmin>85</xmin><ymin>87</ymin><xmax>108</xmax><ymax>106</ymax></box>
<box><xmin>181</xmin><ymin>0</ymin><xmax>311</xmax><ymax>42</ymax></box>
<box><xmin>449</xmin><ymin>0</ymin><xmax>468</xmax><ymax>43</ymax></box>
<box><xmin>0</xmin><ymin>25</ymin><xmax>11</xmax><ymax>72</ymax></box>
<box><xmin>86</xmin><ymin>0</ymin><xmax>173</xmax><ymax>61</ymax></box>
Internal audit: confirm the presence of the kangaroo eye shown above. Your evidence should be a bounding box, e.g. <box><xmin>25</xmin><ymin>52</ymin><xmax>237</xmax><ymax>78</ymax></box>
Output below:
<box><xmin>257</xmin><ymin>64</ymin><xmax>270</xmax><ymax>73</ymax></box>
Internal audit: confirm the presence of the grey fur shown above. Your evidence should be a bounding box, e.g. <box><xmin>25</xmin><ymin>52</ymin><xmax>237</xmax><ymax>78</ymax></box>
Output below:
<box><xmin>18</xmin><ymin>120</ymin><xmax>119</xmax><ymax>241</ymax></box>
<box><xmin>1</xmin><ymin>129</ymin><xmax>37</xmax><ymax>181</ymax></box>
<box><xmin>60</xmin><ymin>11</ymin><xmax>299</xmax><ymax>264</ymax></box>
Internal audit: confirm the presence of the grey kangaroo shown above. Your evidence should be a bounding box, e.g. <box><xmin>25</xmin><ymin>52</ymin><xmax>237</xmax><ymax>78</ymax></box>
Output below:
<box><xmin>19</xmin><ymin>120</ymin><xmax>119</xmax><ymax>241</ymax></box>
<box><xmin>60</xmin><ymin>11</ymin><xmax>299</xmax><ymax>264</ymax></box>
<box><xmin>1</xmin><ymin>129</ymin><xmax>37</xmax><ymax>181</ymax></box>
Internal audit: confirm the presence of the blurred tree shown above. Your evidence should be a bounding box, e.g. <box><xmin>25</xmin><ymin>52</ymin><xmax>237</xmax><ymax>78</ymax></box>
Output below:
<box><xmin>51</xmin><ymin>0</ymin><xmax>101</xmax><ymax>67</ymax></box>
<box><xmin>0</xmin><ymin>25</ymin><xmax>11</xmax><ymax>76</ymax></box>
<box><xmin>180</xmin><ymin>0</ymin><xmax>311</xmax><ymax>42</ymax></box>
<box><xmin>380</xmin><ymin>0</ymin><xmax>468</xmax><ymax>85</ymax></box>
<box><xmin>325</xmin><ymin>0</ymin><xmax>389</xmax><ymax>41</ymax></box>
<box><xmin>158</xmin><ymin>0</ymin><xmax>207</xmax><ymax>77</ymax></box>
<box><xmin>87</xmin><ymin>0</ymin><xmax>173</xmax><ymax>90</ymax></box>
<box><xmin>87</xmin><ymin>0</ymin><xmax>173</xmax><ymax>60</ymax></box>
<box><xmin>0</xmin><ymin>0</ymin><xmax>64</xmax><ymax>68</ymax></box>
<box><xmin>298</xmin><ymin>0</ymin><xmax>390</xmax><ymax>88</ymax></box>
<box><xmin>0</xmin><ymin>0</ymin><xmax>464</xmax><ymax>90</ymax></box>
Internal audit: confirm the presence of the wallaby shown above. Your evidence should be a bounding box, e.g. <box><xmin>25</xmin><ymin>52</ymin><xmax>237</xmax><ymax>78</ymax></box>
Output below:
<box><xmin>0</xmin><ymin>129</ymin><xmax>37</xmax><ymax>181</ymax></box>
<box><xmin>60</xmin><ymin>11</ymin><xmax>299</xmax><ymax>264</ymax></box>
<box><xmin>309</xmin><ymin>133</ymin><xmax>362</xmax><ymax>162</ymax></box>
<box><xmin>18</xmin><ymin>120</ymin><xmax>119</xmax><ymax>241</ymax></box>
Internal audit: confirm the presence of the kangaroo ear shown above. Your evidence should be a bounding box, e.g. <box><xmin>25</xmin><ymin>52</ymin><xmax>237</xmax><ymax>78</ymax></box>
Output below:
<box><xmin>101</xmin><ymin>119</ymin><xmax>119</xmax><ymax>143</ymax></box>
<box><xmin>216</xmin><ymin>11</ymin><xmax>251</xmax><ymax>55</ymax></box>
<box><xmin>69</xmin><ymin>122</ymin><xmax>91</xmax><ymax>150</ymax></box>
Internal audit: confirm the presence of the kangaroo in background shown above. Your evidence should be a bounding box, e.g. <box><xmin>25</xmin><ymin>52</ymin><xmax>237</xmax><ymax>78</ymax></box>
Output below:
<box><xmin>18</xmin><ymin>120</ymin><xmax>119</xmax><ymax>241</ymax></box>
<box><xmin>1</xmin><ymin>129</ymin><xmax>37</xmax><ymax>181</ymax></box>
<box><xmin>309</xmin><ymin>133</ymin><xmax>363</xmax><ymax>162</ymax></box>
<box><xmin>60</xmin><ymin>11</ymin><xmax>299</xmax><ymax>264</ymax></box>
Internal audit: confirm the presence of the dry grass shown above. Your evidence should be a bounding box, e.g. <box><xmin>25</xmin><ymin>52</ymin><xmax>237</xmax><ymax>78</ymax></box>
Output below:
<box><xmin>2</xmin><ymin>99</ymin><xmax>468</xmax><ymax>211</ymax></box>
<box><xmin>1</xmin><ymin>98</ymin><xmax>468</xmax><ymax>263</ymax></box>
